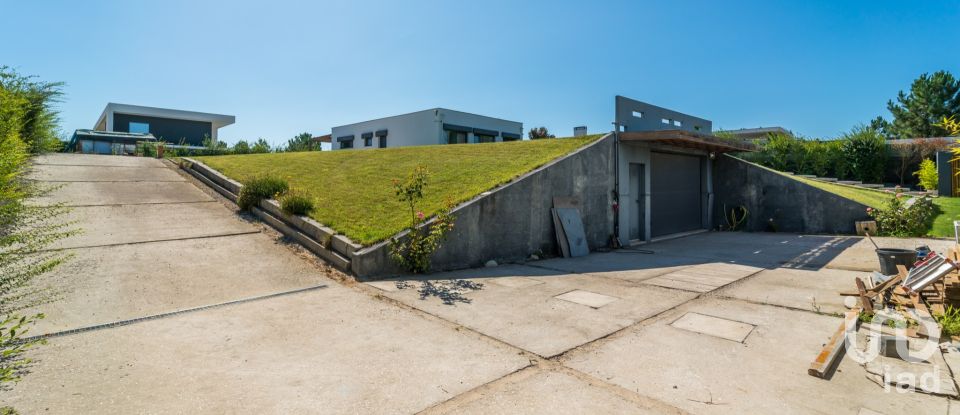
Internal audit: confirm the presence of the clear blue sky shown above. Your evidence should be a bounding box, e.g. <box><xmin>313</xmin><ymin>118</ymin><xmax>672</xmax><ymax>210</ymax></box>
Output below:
<box><xmin>3</xmin><ymin>1</ymin><xmax>959</xmax><ymax>146</ymax></box>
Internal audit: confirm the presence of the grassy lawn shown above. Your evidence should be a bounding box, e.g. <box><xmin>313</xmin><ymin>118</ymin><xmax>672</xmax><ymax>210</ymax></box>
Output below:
<box><xmin>197</xmin><ymin>135</ymin><xmax>602</xmax><ymax>245</ymax></box>
<box><xmin>788</xmin><ymin>175</ymin><xmax>960</xmax><ymax>238</ymax></box>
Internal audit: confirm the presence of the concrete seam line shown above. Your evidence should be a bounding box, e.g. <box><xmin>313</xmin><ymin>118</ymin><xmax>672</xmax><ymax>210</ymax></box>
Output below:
<box><xmin>39</xmin><ymin>230</ymin><xmax>261</xmax><ymax>252</ymax></box>
<box><xmin>550</xmin><ymin>267</ymin><xmax>768</xmax><ymax>361</ymax></box>
<box><xmin>550</xmin><ymin>365</ymin><xmax>690</xmax><ymax>415</ymax></box>
<box><xmin>58</xmin><ymin>200</ymin><xmax>217</xmax><ymax>208</ymax></box>
<box><xmin>18</xmin><ymin>284</ymin><xmax>329</xmax><ymax>343</ymax></box>
<box><xmin>708</xmin><ymin>294</ymin><xmax>846</xmax><ymax>319</ymax></box>
<box><xmin>414</xmin><ymin>365</ymin><xmax>539</xmax><ymax>415</ymax></box>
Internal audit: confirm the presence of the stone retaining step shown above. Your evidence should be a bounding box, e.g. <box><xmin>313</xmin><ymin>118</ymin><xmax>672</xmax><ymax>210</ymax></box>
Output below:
<box><xmin>856</xmin><ymin>183</ymin><xmax>884</xmax><ymax>189</ymax></box>
<box><xmin>837</xmin><ymin>180</ymin><xmax>862</xmax><ymax>185</ymax></box>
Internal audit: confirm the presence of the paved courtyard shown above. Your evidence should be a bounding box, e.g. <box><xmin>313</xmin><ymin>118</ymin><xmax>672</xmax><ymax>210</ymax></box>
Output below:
<box><xmin>4</xmin><ymin>153</ymin><xmax>957</xmax><ymax>414</ymax></box>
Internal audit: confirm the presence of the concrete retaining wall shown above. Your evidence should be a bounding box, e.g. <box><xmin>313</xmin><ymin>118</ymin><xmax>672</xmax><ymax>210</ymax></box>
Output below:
<box><xmin>713</xmin><ymin>154</ymin><xmax>870</xmax><ymax>234</ymax></box>
<box><xmin>352</xmin><ymin>135</ymin><xmax>617</xmax><ymax>278</ymax></box>
<box><xmin>180</xmin><ymin>158</ymin><xmax>355</xmax><ymax>271</ymax></box>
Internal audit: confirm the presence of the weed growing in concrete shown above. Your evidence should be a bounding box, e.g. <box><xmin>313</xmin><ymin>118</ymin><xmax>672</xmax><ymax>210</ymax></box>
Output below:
<box><xmin>238</xmin><ymin>175</ymin><xmax>289</xmax><ymax>211</ymax></box>
<box><xmin>937</xmin><ymin>305</ymin><xmax>960</xmax><ymax>338</ymax></box>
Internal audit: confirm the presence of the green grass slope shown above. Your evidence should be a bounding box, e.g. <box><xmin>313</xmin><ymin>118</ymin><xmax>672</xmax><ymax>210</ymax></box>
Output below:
<box><xmin>789</xmin><ymin>175</ymin><xmax>960</xmax><ymax>238</ymax></box>
<box><xmin>197</xmin><ymin>135</ymin><xmax>603</xmax><ymax>245</ymax></box>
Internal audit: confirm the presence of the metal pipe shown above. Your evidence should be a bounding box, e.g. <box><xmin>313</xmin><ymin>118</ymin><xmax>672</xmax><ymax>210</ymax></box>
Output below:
<box><xmin>611</xmin><ymin>122</ymin><xmax>622</xmax><ymax>248</ymax></box>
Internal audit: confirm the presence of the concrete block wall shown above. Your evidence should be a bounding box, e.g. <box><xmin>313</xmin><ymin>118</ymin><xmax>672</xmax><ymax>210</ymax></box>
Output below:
<box><xmin>352</xmin><ymin>134</ymin><xmax>617</xmax><ymax>278</ymax></box>
<box><xmin>713</xmin><ymin>154</ymin><xmax>870</xmax><ymax>234</ymax></box>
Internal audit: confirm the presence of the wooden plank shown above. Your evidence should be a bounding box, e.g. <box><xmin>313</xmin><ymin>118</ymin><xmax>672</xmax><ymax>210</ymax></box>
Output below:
<box><xmin>855</xmin><ymin>277</ymin><xmax>874</xmax><ymax>314</ymax></box>
<box><xmin>809</xmin><ymin>308</ymin><xmax>861</xmax><ymax>378</ymax></box>
<box><xmin>551</xmin><ymin>208</ymin><xmax>570</xmax><ymax>258</ymax></box>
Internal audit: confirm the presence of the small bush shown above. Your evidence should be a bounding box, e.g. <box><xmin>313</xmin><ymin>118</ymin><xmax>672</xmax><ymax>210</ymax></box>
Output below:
<box><xmin>867</xmin><ymin>194</ymin><xmax>936</xmax><ymax>237</ymax></box>
<box><xmin>237</xmin><ymin>175</ymin><xmax>289</xmax><ymax>211</ymax></box>
<box><xmin>841</xmin><ymin>126</ymin><xmax>887</xmax><ymax>183</ymax></box>
<box><xmin>914</xmin><ymin>159</ymin><xmax>939</xmax><ymax>191</ymax></box>
<box><xmin>389</xmin><ymin>166</ymin><xmax>455</xmax><ymax>273</ymax></box>
<box><xmin>938</xmin><ymin>305</ymin><xmax>960</xmax><ymax>338</ymax></box>
<box><xmin>279</xmin><ymin>189</ymin><xmax>315</xmax><ymax>216</ymax></box>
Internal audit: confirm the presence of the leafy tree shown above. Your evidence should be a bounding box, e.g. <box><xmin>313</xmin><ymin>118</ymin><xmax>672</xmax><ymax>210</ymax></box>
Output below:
<box><xmin>251</xmin><ymin>138</ymin><xmax>271</xmax><ymax>153</ymax></box>
<box><xmin>883</xmin><ymin>70</ymin><xmax>960</xmax><ymax>138</ymax></box>
<box><xmin>232</xmin><ymin>140</ymin><xmax>251</xmax><ymax>154</ymax></box>
<box><xmin>914</xmin><ymin>159</ymin><xmax>938</xmax><ymax>191</ymax></box>
<box><xmin>0</xmin><ymin>67</ymin><xmax>64</xmax><ymax>153</ymax></box>
<box><xmin>890</xmin><ymin>138</ymin><xmax>949</xmax><ymax>185</ymax></box>
<box><xmin>528</xmin><ymin>126</ymin><xmax>555</xmax><ymax>139</ymax></box>
<box><xmin>283</xmin><ymin>132</ymin><xmax>320</xmax><ymax>152</ymax></box>
<box><xmin>840</xmin><ymin>126</ymin><xmax>887</xmax><ymax>182</ymax></box>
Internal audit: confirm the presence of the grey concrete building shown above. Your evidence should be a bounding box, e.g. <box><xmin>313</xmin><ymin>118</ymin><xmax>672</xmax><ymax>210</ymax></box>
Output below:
<box><xmin>93</xmin><ymin>103</ymin><xmax>235</xmax><ymax>147</ymax></box>
<box><xmin>331</xmin><ymin>108</ymin><xmax>523</xmax><ymax>150</ymax></box>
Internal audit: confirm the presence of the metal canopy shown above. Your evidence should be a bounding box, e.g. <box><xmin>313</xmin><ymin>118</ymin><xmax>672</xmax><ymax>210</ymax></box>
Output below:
<box><xmin>619</xmin><ymin>130</ymin><xmax>756</xmax><ymax>153</ymax></box>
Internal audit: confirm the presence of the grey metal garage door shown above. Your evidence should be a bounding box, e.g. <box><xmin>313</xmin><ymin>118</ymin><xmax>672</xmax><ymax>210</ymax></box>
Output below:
<box><xmin>650</xmin><ymin>152</ymin><xmax>702</xmax><ymax>237</ymax></box>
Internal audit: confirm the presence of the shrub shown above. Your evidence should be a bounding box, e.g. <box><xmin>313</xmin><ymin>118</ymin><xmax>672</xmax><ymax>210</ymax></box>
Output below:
<box><xmin>867</xmin><ymin>194</ymin><xmax>936</xmax><ymax>237</ymax></box>
<box><xmin>841</xmin><ymin>126</ymin><xmax>887</xmax><ymax>183</ymax></box>
<box><xmin>389</xmin><ymin>166</ymin><xmax>455</xmax><ymax>273</ymax></box>
<box><xmin>914</xmin><ymin>159</ymin><xmax>938</xmax><ymax>191</ymax></box>
<box><xmin>278</xmin><ymin>189</ymin><xmax>315</xmax><ymax>216</ymax></box>
<box><xmin>237</xmin><ymin>175</ymin><xmax>289</xmax><ymax>211</ymax></box>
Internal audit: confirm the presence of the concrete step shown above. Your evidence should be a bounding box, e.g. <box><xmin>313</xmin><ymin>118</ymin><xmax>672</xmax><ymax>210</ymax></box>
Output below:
<box><xmin>816</xmin><ymin>177</ymin><xmax>838</xmax><ymax>182</ymax></box>
<box><xmin>837</xmin><ymin>180</ymin><xmax>862</xmax><ymax>185</ymax></box>
<box><xmin>856</xmin><ymin>183</ymin><xmax>884</xmax><ymax>189</ymax></box>
<box><xmin>797</xmin><ymin>174</ymin><xmax>817</xmax><ymax>179</ymax></box>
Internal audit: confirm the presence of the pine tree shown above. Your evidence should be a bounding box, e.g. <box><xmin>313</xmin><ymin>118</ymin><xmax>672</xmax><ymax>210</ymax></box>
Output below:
<box><xmin>885</xmin><ymin>70</ymin><xmax>960</xmax><ymax>138</ymax></box>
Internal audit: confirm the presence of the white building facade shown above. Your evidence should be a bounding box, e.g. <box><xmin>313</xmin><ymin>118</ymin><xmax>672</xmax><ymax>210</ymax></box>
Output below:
<box><xmin>331</xmin><ymin>108</ymin><xmax>523</xmax><ymax>150</ymax></box>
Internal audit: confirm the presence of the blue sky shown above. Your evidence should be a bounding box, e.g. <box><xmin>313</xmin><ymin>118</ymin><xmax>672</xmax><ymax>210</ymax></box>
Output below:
<box><xmin>3</xmin><ymin>1</ymin><xmax>959</xmax><ymax>146</ymax></box>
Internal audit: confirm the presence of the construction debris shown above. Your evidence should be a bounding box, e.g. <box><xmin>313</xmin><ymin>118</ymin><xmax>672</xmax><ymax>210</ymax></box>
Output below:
<box><xmin>809</xmin><ymin>242</ymin><xmax>960</xmax><ymax>397</ymax></box>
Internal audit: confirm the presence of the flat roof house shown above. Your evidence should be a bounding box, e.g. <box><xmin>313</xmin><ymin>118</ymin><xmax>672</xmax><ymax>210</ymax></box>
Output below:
<box><xmin>93</xmin><ymin>103</ymin><xmax>235</xmax><ymax>147</ymax></box>
<box><xmin>331</xmin><ymin>108</ymin><xmax>522</xmax><ymax>150</ymax></box>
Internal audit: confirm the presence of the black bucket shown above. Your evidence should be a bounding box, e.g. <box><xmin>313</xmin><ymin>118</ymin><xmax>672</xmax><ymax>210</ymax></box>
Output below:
<box><xmin>875</xmin><ymin>248</ymin><xmax>918</xmax><ymax>275</ymax></box>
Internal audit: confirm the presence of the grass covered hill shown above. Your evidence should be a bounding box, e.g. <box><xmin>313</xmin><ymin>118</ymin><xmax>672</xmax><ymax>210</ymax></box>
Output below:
<box><xmin>197</xmin><ymin>135</ymin><xmax>603</xmax><ymax>245</ymax></box>
<box><xmin>789</xmin><ymin>175</ymin><xmax>960</xmax><ymax>238</ymax></box>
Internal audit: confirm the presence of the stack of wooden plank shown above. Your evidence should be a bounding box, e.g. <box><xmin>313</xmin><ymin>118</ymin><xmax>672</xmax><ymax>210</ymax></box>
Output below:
<box><xmin>809</xmin><ymin>245</ymin><xmax>960</xmax><ymax>378</ymax></box>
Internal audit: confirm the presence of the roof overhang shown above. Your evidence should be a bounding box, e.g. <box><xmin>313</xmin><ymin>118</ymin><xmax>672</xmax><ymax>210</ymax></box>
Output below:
<box><xmin>95</xmin><ymin>103</ymin><xmax>235</xmax><ymax>130</ymax></box>
<box><xmin>619</xmin><ymin>130</ymin><xmax>756</xmax><ymax>153</ymax></box>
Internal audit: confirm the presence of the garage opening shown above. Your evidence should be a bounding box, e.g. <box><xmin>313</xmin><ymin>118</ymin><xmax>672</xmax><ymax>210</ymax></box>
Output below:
<box><xmin>650</xmin><ymin>151</ymin><xmax>703</xmax><ymax>237</ymax></box>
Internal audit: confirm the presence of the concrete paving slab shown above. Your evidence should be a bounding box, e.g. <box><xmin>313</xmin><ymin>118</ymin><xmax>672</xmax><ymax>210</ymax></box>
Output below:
<box><xmin>669</xmin><ymin>312</ymin><xmax>755</xmax><ymax>342</ymax></box>
<box><xmin>532</xmin><ymin>251</ymin><xmax>696</xmax><ymax>282</ymax></box>
<box><xmin>555</xmin><ymin>290</ymin><xmax>619</xmax><ymax>308</ymax></box>
<box><xmin>1</xmin><ymin>286</ymin><xmax>530</xmax><ymax>414</ymax></box>
<box><xmin>29</xmin><ymin>163</ymin><xmax>185</xmax><ymax>182</ymax></box>
<box><xmin>642</xmin><ymin>262</ymin><xmax>762</xmax><ymax>293</ymax></box>
<box><xmin>27</xmin><ymin>233</ymin><xmax>327</xmax><ymax>336</ymax></box>
<box><xmin>33</xmin><ymin>153</ymin><xmax>166</xmax><ymax>168</ymax></box>
<box><xmin>381</xmin><ymin>266</ymin><xmax>698</xmax><ymax>357</ymax></box>
<box><xmin>826</xmin><ymin>237</ymin><xmax>954</xmax><ymax>272</ymax></box>
<box><xmin>716</xmin><ymin>267</ymin><xmax>865</xmax><ymax>315</ymax></box>
<box><xmin>365</xmin><ymin>280</ymin><xmax>401</xmax><ymax>292</ymax></box>
<box><xmin>36</xmin><ymin>181</ymin><xmax>213</xmax><ymax>206</ymax></box>
<box><xmin>54</xmin><ymin>202</ymin><xmax>254</xmax><ymax>249</ymax></box>
<box><xmin>488</xmin><ymin>276</ymin><xmax>546</xmax><ymax>288</ymax></box>
<box><xmin>563</xmin><ymin>297</ymin><xmax>950</xmax><ymax>414</ymax></box>
<box><xmin>425</xmin><ymin>368</ymin><xmax>677</xmax><ymax>415</ymax></box>
<box><xmin>645</xmin><ymin>232</ymin><xmax>858</xmax><ymax>269</ymax></box>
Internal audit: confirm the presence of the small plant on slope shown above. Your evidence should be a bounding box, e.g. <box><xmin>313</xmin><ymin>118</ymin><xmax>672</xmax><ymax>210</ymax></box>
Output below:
<box><xmin>278</xmin><ymin>188</ymin><xmax>315</xmax><ymax>216</ymax></box>
<box><xmin>389</xmin><ymin>166</ymin><xmax>455</xmax><ymax>273</ymax></box>
<box><xmin>914</xmin><ymin>159</ymin><xmax>938</xmax><ymax>192</ymax></box>
<box><xmin>237</xmin><ymin>175</ymin><xmax>289</xmax><ymax>211</ymax></box>
<box><xmin>866</xmin><ymin>194</ymin><xmax>935</xmax><ymax>237</ymax></box>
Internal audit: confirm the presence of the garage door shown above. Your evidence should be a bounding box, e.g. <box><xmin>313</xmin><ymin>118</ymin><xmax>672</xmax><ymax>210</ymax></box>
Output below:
<box><xmin>650</xmin><ymin>152</ymin><xmax>702</xmax><ymax>237</ymax></box>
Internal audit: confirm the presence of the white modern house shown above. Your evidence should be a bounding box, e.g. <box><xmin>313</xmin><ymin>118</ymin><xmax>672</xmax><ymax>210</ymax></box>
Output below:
<box><xmin>331</xmin><ymin>108</ymin><xmax>523</xmax><ymax>150</ymax></box>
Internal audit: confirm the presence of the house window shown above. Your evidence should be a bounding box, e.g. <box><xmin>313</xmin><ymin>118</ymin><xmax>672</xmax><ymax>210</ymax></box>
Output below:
<box><xmin>632</xmin><ymin>111</ymin><xmax>643</xmax><ymax>118</ymax></box>
<box><xmin>673</xmin><ymin>120</ymin><xmax>682</xmax><ymax>127</ymax></box>
<box><xmin>362</xmin><ymin>132</ymin><xmax>373</xmax><ymax>147</ymax></box>
<box><xmin>129</xmin><ymin>122</ymin><xmax>150</xmax><ymax>134</ymax></box>
<box><xmin>661</xmin><ymin>118</ymin><xmax>670</xmax><ymax>125</ymax></box>
<box><xmin>447</xmin><ymin>130</ymin><xmax>468</xmax><ymax>144</ymax></box>
<box><xmin>476</xmin><ymin>134</ymin><xmax>495</xmax><ymax>143</ymax></box>
<box><xmin>375</xmin><ymin>129</ymin><xmax>388</xmax><ymax>148</ymax></box>
<box><xmin>340</xmin><ymin>140</ymin><xmax>353</xmax><ymax>149</ymax></box>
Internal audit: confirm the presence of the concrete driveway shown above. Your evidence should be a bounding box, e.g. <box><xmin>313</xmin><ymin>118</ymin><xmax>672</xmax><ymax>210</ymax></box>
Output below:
<box><xmin>4</xmin><ymin>153</ymin><xmax>956</xmax><ymax>414</ymax></box>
